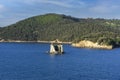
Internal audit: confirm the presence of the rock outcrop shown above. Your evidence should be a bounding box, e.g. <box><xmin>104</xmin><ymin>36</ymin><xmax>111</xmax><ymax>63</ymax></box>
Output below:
<box><xmin>72</xmin><ymin>40</ymin><xmax>113</xmax><ymax>49</ymax></box>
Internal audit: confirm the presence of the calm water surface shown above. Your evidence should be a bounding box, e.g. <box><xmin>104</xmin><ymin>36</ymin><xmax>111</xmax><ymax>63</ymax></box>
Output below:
<box><xmin>0</xmin><ymin>43</ymin><xmax>120</xmax><ymax>80</ymax></box>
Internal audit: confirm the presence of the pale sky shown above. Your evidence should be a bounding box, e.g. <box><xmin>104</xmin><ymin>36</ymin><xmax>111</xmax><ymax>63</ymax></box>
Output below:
<box><xmin>0</xmin><ymin>0</ymin><xmax>120</xmax><ymax>27</ymax></box>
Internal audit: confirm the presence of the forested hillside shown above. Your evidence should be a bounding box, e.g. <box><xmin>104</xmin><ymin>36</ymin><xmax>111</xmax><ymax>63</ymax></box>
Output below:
<box><xmin>0</xmin><ymin>13</ymin><xmax>120</xmax><ymax>47</ymax></box>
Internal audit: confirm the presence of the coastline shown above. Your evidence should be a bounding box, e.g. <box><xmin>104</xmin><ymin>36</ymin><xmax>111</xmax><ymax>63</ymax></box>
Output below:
<box><xmin>0</xmin><ymin>40</ymin><xmax>118</xmax><ymax>49</ymax></box>
<box><xmin>0</xmin><ymin>40</ymin><xmax>72</xmax><ymax>44</ymax></box>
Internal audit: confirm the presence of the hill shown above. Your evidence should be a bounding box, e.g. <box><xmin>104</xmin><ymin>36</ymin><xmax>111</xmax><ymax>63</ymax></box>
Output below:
<box><xmin>0</xmin><ymin>13</ymin><xmax>120</xmax><ymax>47</ymax></box>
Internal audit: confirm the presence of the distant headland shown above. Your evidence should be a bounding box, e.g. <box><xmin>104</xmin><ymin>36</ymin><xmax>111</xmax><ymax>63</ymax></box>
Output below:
<box><xmin>0</xmin><ymin>13</ymin><xmax>120</xmax><ymax>49</ymax></box>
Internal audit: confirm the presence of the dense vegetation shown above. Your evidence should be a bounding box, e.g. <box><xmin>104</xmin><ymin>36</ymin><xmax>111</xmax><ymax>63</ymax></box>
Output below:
<box><xmin>0</xmin><ymin>13</ymin><xmax>120</xmax><ymax>47</ymax></box>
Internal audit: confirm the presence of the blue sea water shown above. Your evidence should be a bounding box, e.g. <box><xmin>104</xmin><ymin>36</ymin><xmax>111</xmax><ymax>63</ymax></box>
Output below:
<box><xmin>0</xmin><ymin>43</ymin><xmax>120</xmax><ymax>80</ymax></box>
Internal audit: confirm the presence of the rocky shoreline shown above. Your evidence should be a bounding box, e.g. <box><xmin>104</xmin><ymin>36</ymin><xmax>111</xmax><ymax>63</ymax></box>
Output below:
<box><xmin>72</xmin><ymin>40</ymin><xmax>113</xmax><ymax>49</ymax></box>
<box><xmin>0</xmin><ymin>40</ymin><xmax>115</xmax><ymax>49</ymax></box>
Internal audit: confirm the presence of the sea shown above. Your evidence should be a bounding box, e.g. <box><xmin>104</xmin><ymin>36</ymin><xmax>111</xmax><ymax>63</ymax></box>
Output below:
<box><xmin>0</xmin><ymin>42</ymin><xmax>120</xmax><ymax>80</ymax></box>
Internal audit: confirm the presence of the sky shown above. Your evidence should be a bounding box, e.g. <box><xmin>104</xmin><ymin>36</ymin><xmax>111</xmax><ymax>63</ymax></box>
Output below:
<box><xmin>0</xmin><ymin>0</ymin><xmax>120</xmax><ymax>27</ymax></box>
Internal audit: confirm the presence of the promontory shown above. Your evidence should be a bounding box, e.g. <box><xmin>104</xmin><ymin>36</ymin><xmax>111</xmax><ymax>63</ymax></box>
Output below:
<box><xmin>0</xmin><ymin>13</ymin><xmax>120</xmax><ymax>49</ymax></box>
<box><xmin>72</xmin><ymin>40</ymin><xmax>113</xmax><ymax>49</ymax></box>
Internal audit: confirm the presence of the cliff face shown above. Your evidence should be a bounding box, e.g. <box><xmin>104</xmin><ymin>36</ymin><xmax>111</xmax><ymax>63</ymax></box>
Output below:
<box><xmin>72</xmin><ymin>40</ymin><xmax>113</xmax><ymax>49</ymax></box>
